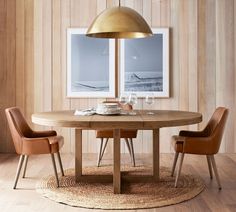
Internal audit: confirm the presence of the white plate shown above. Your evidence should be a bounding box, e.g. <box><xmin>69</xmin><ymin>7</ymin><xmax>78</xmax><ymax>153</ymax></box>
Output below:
<box><xmin>96</xmin><ymin>109</ymin><xmax>121</xmax><ymax>115</ymax></box>
<box><xmin>97</xmin><ymin>103</ymin><xmax>119</xmax><ymax>109</ymax></box>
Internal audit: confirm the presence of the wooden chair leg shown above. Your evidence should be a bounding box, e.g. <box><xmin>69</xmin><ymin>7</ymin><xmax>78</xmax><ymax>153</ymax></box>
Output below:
<box><xmin>124</xmin><ymin>138</ymin><xmax>133</xmax><ymax>164</ymax></box>
<box><xmin>175</xmin><ymin>153</ymin><xmax>184</xmax><ymax>188</ymax></box>
<box><xmin>171</xmin><ymin>152</ymin><xmax>179</xmax><ymax>177</ymax></box>
<box><xmin>56</xmin><ymin>152</ymin><xmax>64</xmax><ymax>176</ymax></box>
<box><xmin>206</xmin><ymin>155</ymin><xmax>213</xmax><ymax>179</ymax></box>
<box><xmin>22</xmin><ymin>155</ymin><xmax>29</xmax><ymax>178</ymax></box>
<box><xmin>51</xmin><ymin>153</ymin><xmax>59</xmax><ymax>187</ymax></box>
<box><xmin>210</xmin><ymin>155</ymin><xmax>222</xmax><ymax>190</ymax></box>
<box><xmin>129</xmin><ymin>138</ymin><xmax>136</xmax><ymax>167</ymax></box>
<box><xmin>97</xmin><ymin>138</ymin><xmax>104</xmax><ymax>167</ymax></box>
<box><xmin>97</xmin><ymin>138</ymin><xmax>109</xmax><ymax>167</ymax></box>
<box><xmin>13</xmin><ymin>155</ymin><xmax>25</xmax><ymax>189</ymax></box>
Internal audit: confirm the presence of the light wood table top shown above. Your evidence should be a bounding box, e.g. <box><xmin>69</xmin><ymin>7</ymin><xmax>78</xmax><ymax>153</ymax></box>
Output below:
<box><xmin>32</xmin><ymin>110</ymin><xmax>202</xmax><ymax>129</ymax></box>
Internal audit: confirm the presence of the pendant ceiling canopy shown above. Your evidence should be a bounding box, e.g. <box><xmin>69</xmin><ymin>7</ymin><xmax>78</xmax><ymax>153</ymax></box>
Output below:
<box><xmin>86</xmin><ymin>6</ymin><xmax>153</xmax><ymax>39</ymax></box>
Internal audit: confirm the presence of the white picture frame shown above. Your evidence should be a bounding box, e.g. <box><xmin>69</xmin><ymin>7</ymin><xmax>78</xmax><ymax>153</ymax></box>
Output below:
<box><xmin>120</xmin><ymin>28</ymin><xmax>169</xmax><ymax>98</ymax></box>
<box><xmin>67</xmin><ymin>28</ymin><xmax>115</xmax><ymax>98</ymax></box>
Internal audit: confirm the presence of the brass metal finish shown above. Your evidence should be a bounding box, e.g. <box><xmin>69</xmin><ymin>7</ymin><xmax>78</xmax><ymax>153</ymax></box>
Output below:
<box><xmin>86</xmin><ymin>6</ymin><xmax>153</xmax><ymax>39</ymax></box>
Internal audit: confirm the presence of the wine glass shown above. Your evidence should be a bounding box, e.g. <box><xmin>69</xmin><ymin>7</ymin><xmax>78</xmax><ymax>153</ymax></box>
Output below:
<box><xmin>145</xmin><ymin>93</ymin><xmax>155</xmax><ymax>115</ymax></box>
<box><xmin>128</xmin><ymin>93</ymin><xmax>138</xmax><ymax>115</ymax></box>
<box><xmin>119</xmin><ymin>94</ymin><xmax>128</xmax><ymax>114</ymax></box>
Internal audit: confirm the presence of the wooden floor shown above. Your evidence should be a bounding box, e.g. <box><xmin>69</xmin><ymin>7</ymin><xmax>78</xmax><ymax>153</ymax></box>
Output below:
<box><xmin>0</xmin><ymin>153</ymin><xmax>236</xmax><ymax>212</ymax></box>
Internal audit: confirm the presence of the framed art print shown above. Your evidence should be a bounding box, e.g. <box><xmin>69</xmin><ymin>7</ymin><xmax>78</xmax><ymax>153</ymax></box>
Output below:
<box><xmin>67</xmin><ymin>28</ymin><xmax>115</xmax><ymax>98</ymax></box>
<box><xmin>120</xmin><ymin>28</ymin><xmax>169</xmax><ymax>97</ymax></box>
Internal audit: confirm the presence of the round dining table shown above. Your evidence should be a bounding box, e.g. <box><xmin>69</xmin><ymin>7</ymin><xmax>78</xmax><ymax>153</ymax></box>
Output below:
<box><xmin>32</xmin><ymin>109</ymin><xmax>202</xmax><ymax>194</ymax></box>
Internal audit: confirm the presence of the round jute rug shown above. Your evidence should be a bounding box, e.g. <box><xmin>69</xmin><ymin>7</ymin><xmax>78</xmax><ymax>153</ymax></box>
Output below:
<box><xmin>36</xmin><ymin>166</ymin><xmax>205</xmax><ymax>210</ymax></box>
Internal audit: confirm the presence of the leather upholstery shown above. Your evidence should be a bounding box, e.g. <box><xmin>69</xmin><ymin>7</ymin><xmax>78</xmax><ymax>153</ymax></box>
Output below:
<box><xmin>172</xmin><ymin>107</ymin><xmax>228</xmax><ymax>155</ymax></box>
<box><xmin>96</xmin><ymin>101</ymin><xmax>138</xmax><ymax>139</ymax></box>
<box><xmin>5</xmin><ymin>107</ymin><xmax>64</xmax><ymax>155</ymax></box>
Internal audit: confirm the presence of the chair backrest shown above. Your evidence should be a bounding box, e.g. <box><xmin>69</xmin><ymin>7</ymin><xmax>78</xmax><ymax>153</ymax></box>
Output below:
<box><xmin>5</xmin><ymin>107</ymin><xmax>33</xmax><ymax>154</ymax></box>
<box><xmin>204</xmin><ymin>107</ymin><xmax>229</xmax><ymax>154</ymax></box>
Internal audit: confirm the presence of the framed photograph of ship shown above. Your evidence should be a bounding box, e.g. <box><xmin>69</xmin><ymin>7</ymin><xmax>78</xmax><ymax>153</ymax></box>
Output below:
<box><xmin>67</xmin><ymin>28</ymin><xmax>115</xmax><ymax>97</ymax></box>
<box><xmin>120</xmin><ymin>28</ymin><xmax>169</xmax><ymax>97</ymax></box>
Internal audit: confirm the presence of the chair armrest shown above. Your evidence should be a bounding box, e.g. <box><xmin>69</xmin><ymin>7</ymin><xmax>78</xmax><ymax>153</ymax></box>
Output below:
<box><xmin>22</xmin><ymin>137</ymin><xmax>51</xmax><ymax>155</ymax></box>
<box><xmin>182</xmin><ymin>136</ymin><xmax>212</xmax><ymax>155</ymax></box>
<box><xmin>30</xmin><ymin>130</ymin><xmax>57</xmax><ymax>138</ymax></box>
<box><xmin>179</xmin><ymin>130</ymin><xmax>207</xmax><ymax>137</ymax></box>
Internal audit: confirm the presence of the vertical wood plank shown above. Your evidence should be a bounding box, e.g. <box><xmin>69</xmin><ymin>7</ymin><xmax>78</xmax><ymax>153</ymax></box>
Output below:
<box><xmin>179</xmin><ymin>0</ymin><xmax>189</xmax><ymax>112</ymax></box>
<box><xmin>234</xmin><ymin>0</ymin><xmax>236</xmax><ymax>152</ymax></box>
<box><xmin>42</xmin><ymin>0</ymin><xmax>52</xmax><ymax>112</ymax></box>
<box><xmin>107</xmin><ymin>0</ymin><xmax>118</xmax><ymax>8</ymax></box>
<box><xmin>71</xmin><ymin>0</ymin><xmax>96</xmax><ymax>27</ymax></box>
<box><xmin>34</xmin><ymin>0</ymin><xmax>43</xmax><ymax>120</ymax></box>
<box><xmin>152</xmin><ymin>0</ymin><xmax>161</xmax><ymax>27</ymax></box>
<box><xmin>198</xmin><ymin>0</ymin><xmax>216</xmax><ymax>132</ymax></box>
<box><xmin>160</xmin><ymin>0</ymin><xmax>170</xmax><ymax>27</ymax></box>
<box><xmin>198</xmin><ymin>0</ymin><xmax>207</xmax><ymax>129</ymax></box>
<box><xmin>16</xmin><ymin>0</ymin><xmax>25</xmax><ymax>115</ymax></box>
<box><xmin>6</xmin><ymin>0</ymin><xmax>16</xmax><ymax>152</ymax></box>
<box><xmin>188</xmin><ymin>0</ymin><xmax>198</xmax><ymax>132</ymax></box>
<box><xmin>143</xmin><ymin>0</ymin><xmax>151</xmax><ymax>25</ymax></box>
<box><xmin>0</xmin><ymin>0</ymin><xmax>6</xmax><ymax>31</ymax></box>
<box><xmin>0</xmin><ymin>0</ymin><xmax>8</xmax><ymax>152</ymax></box>
<box><xmin>24</xmin><ymin>0</ymin><xmax>34</xmax><ymax>126</ymax></box>
<box><xmin>216</xmin><ymin>0</ymin><xmax>235</xmax><ymax>152</ymax></box>
<box><xmin>97</xmin><ymin>0</ymin><xmax>106</xmax><ymax>13</ymax></box>
<box><xmin>52</xmin><ymin>0</ymin><xmax>61</xmax><ymax>111</ymax></box>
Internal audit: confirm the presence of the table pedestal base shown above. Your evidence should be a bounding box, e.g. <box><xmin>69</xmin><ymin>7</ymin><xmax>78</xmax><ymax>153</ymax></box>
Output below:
<box><xmin>75</xmin><ymin>128</ymin><xmax>160</xmax><ymax>194</ymax></box>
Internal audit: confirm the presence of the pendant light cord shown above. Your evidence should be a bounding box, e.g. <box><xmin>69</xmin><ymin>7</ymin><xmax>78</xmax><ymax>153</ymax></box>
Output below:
<box><xmin>119</xmin><ymin>0</ymin><xmax>121</xmax><ymax>7</ymax></box>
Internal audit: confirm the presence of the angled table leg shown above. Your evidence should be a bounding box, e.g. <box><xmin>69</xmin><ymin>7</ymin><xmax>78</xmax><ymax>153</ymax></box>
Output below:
<box><xmin>75</xmin><ymin>129</ymin><xmax>82</xmax><ymax>182</ymax></box>
<box><xmin>153</xmin><ymin>129</ymin><xmax>160</xmax><ymax>181</ymax></box>
<box><xmin>113</xmin><ymin>129</ymin><xmax>121</xmax><ymax>194</ymax></box>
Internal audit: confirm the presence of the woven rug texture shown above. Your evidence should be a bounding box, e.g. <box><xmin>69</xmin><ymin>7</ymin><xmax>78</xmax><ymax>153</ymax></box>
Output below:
<box><xmin>36</xmin><ymin>166</ymin><xmax>205</xmax><ymax>210</ymax></box>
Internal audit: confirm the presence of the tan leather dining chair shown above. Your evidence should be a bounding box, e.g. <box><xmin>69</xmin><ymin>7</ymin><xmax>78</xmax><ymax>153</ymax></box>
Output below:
<box><xmin>5</xmin><ymin>107</ymin><xmax>64</xmax><ymax>189</ymax></box>
<box><xmin>96</xmin><ymin>101</ymin><xmax>138</xmax><ymax>167</ymax></box>
<box><xmin>171</xmin><ymin>107</ymin><xmax>228</xmax><ymax>189</ymax></box>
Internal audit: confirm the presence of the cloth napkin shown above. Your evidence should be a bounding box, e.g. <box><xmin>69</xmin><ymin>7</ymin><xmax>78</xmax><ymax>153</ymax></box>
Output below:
<box><xmin>74</xmin><ymin>108</ymin><xmax>96</xmax><ymax>116</ymax></box>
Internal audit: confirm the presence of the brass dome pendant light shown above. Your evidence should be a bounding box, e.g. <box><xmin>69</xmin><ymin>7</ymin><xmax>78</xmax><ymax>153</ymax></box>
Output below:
<box><xmin>86</xmin><ymin>0</ymin><xmax>153</xmax><ymax>39</ymax></box>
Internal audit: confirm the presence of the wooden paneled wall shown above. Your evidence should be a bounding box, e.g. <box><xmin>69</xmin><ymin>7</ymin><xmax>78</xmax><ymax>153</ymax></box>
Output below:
<box><xmin>0</xmin><ymin>0</ymin><xmax>235</xmax><ymax>154</ymax></box>
<box><xmin>0</xmin><ymin>0</ymin><xmax>16</xmax><ymax>152</ymax></box>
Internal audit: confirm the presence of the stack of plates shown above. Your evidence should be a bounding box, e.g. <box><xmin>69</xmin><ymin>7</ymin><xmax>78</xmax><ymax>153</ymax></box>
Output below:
<box><xmin>96</xmin><ymin>103</ymin><xmax>121</xmax><ymax>115</ymax></box>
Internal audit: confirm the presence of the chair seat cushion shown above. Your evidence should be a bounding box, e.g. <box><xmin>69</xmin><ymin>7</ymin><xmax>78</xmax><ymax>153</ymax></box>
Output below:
<box><xmin>96</xmin><ymin>130</ymin><xmax>137</xmax><ymax>138</ymax></box>
<box><xmin>49</xmin><ymin>136</ymin><xmax>64</xmax><ymax>153</ymax></box>
<box><xmin>171</xmin><ymin>136</ymin><xmax>184</xmax><ymax>153</ymax></box>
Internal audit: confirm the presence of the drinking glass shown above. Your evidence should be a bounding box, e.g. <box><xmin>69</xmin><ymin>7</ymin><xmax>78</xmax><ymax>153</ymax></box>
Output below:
<box><xmin>128</xmin><ymin>93</ymin><xmax>138</xmax><ymax>115</ymax></box>
<box><xmin>145</xmin><ymin>93</ymin><xmax>155</xmax><ymax>115</ymax></box>
<box><xmin>119</xmin><ymin>94</ymin><xmax>128</xmax><ymax>114</ymax></box>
